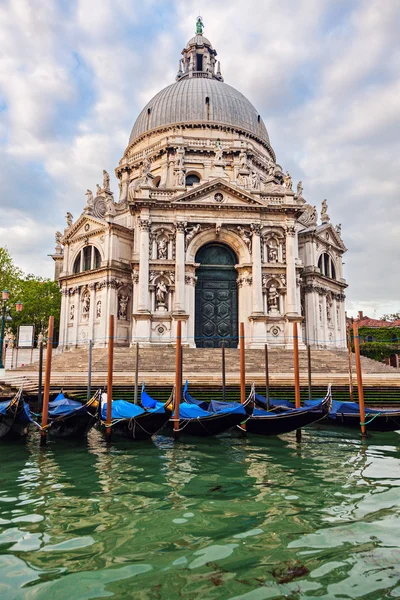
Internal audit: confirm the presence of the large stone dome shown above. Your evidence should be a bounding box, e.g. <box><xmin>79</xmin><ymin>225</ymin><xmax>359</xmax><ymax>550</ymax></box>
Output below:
<box><xmin>129</xmin><ymin>77</ymin><xmax>270</xmax><ymax>146</ymax></box>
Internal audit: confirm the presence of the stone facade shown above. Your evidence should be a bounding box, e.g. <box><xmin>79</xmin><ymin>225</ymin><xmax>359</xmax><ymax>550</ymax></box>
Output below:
<box><xmin>53</xmin><ymin>22</ymin><xmax>347</xmax><ymax>350</ymax></box>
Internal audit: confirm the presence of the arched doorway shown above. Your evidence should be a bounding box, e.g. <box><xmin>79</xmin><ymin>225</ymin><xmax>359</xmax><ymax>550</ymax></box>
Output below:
<box><xmin>195</xmin><ymin>243</ymin><xmax>238</xmax><ymax>348</ymax></box>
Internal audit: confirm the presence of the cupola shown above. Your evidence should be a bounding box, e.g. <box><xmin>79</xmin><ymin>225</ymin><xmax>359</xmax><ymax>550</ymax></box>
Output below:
<box><xmin>176</xmin><ymin>17</ymin><xmax>223</xmax><ymax>82</ymax></box>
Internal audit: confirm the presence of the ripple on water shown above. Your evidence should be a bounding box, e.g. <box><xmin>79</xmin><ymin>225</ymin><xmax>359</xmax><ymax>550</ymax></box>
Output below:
<box><xmin>0</xmin><ymin>427</ymin><xmax>398</xmax><ymax>598</ymax></box>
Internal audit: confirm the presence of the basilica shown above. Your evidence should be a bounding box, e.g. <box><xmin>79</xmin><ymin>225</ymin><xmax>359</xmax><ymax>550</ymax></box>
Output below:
<box><xmin>52</xmin><ymin>18</ymin><xmax>347</xmax><ymax>350</ymax></box>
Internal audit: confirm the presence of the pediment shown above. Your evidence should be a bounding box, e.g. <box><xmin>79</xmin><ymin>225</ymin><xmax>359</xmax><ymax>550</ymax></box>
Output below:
<box><xmin>61</xmin><ymin>214</ymin><xmax>107</xmax><ymax>244</ymax></box>
<box><xmin>315</xmin><ymin>223</ymin><xmax>347</xmax><ymax>252</ymax></box>
<box><xmin>171</xmin><ymin>179</ymin><xmax>266</xmax><ymax>207</ymax></box>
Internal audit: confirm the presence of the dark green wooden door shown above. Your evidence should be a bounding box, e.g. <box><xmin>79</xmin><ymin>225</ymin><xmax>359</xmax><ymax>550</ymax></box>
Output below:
<box><xmin>195</xmin><ymin>244</ymin><xmax>238</xmax><ymax>348</ymax></box>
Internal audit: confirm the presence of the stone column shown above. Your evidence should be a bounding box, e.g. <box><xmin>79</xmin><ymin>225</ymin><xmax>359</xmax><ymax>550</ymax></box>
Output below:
<box><xmin>174</xmin><ymin>221</ymin><xmax>186</xmax><ymax>313</ymax></box>
<box><xmin>285</xmin><ymin>224</ymin><xmax>298</xmax><ymax>316</ymax></box>
<box><xmin>137</xmin><ymin>218</ymin><xmax>151</xmax><ymax>312</ymax></box>
<box><xmin>251</xmin><ymin>224</ymin><xmax>263</xmax><ymax>314</ymax></box>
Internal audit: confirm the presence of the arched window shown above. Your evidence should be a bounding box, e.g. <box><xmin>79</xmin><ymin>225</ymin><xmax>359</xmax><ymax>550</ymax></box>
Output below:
<box><xmin>73</xmin><ymin>246</ymin><xmax>101</xmax><ymax>274</ymax></box>
<box><xmin>366</xmin><ymin>335</ymin><xmax>373</xmax><ymax>343</ymax></box>
<box><xmin>186</xmin><ymin>174</ymin><xmax>200</xmax><ymax>187</ymax></box>
<box><xmin>318</xmin><ymin>253</ymin><xmax>336</xmax><ymax>280</ymax></box>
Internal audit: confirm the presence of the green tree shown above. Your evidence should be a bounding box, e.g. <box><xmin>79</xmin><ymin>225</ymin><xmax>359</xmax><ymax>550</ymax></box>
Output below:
<box><xmin>381</xmin><ymin>312</ymin><xmax>400</xmax><ymax>322</ymax></box>
<box><xmin>0</xmin><ymin>247</ymin><xmax>61</xmax><ymax>344</ymax></box>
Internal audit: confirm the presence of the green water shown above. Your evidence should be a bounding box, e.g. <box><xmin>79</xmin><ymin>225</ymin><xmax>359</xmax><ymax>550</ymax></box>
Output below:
<box><xmin>1</xmin><ymin>427</ymin><xmax>400</xmax><ymax>599</ymax></box>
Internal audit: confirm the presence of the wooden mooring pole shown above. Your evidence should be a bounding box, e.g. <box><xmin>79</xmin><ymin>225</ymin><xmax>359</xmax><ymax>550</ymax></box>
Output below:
<box><xmin>106</xmin><ymin>315</ymin><xmax>114</xmax><ymax>443</ymax></box>
<box><xmin>264</xmin><ymin>343</ymin><xmax>270</xmax><ymax>411</ymax></box>
<box><xmin>37</xmin><ymin>341</ymin><xmax>43</xmax><ymax>414</ymax></box>
<box><xmin>40</xmin><ymin>316</ymin><xmax>54</xmax><ymax>447</ymax></box>
<box><xmin>87</xmin><ymin>339</ymin><xmax>93</xmax><ymax>403</ymax></box>
<box><xmin>240</xmin><ymin>322</ymin><xmax>246</xmax><ymax>431</ymax></box>
<box><xmin>293</xmin><ymin>321</ymin><xmax>301</xmax><ymax>442</ymax></box>
<box><xmin>353</xmin><ymin>322</ymin><xmax>367</xmax><ymax>437</ymax></box>
<box><xmin>307</xmin><ymin>343</ymin><xmax>312</xmax><ymax>401</ymax></box>
<box><xmin>134</xmin><ymin>342</ymin><xmax>139</xmax><ymax>405</ymax></box>
<box><xmin>173</xmin><ymin>320</ymin><xmax>182</xmax><ymax>437</ymax></box>
<box><xmin>347</xmin><ymin>328</ymin><xmax>354</xmax><ymax>402</ymax></box>
<box><xmin>222</xmin><ymin>342</ymin><xmax>226</xmax><ymax>402</ymax></box>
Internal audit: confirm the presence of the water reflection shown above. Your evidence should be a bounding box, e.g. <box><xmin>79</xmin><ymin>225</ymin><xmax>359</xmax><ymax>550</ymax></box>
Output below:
<box><xmin>0</xmin><ymin>427</ymin><xmax>398</xmax><ymax>598</ymax></box>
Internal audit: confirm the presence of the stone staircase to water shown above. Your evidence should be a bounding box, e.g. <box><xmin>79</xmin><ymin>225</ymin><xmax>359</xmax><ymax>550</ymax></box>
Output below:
<box><xmin>5</xmin><ymin>346</ymin><xmax>399</xmax><ymax>396</ymax></box>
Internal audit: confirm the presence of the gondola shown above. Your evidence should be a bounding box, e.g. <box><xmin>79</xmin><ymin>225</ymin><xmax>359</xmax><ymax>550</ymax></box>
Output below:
<box><xmin>241</xmin><ymin>385</ymin><xmax>332</xmax><ymax>436</ymax></box>
<box><xmin>100</xmin><ymin>390</ymin><xmax>171</xmax><ymax>441</ymax></box>
<box><xmin>0</xmin><ymin>387</ymin><xmax>33</xmax><ymax>439</ymax></box>
<box><xmin>45</xmin><ymin>390</ymin><xmax>101</xmax><ymax>438</ymax></box>
<box><xmin>327</xmin><ymin>400</ymin><xmax>400</xmax><ymax>432</ymax></box>
<box><xmin>166</xmin><ymin>381</ymin><xmax>252</xmax><ymax>437</ymax></box>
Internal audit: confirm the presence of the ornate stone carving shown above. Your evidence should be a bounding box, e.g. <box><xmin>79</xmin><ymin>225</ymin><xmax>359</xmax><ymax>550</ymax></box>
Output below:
<box><xmin>239</xmin><ymin>148</ymin><xmax>249</xmax><ymax>170</ymax></box>
<box><xmin>82</xmin><ymin>291</ymin><xmax>90</xmax><ymax>317</ymax></box>
<box><xmin>157</xmin><ymin>238</ymin><xmax>168</xmax><ymax>259</ymax></box>
<box><xmin>268</xmin><ymin>247</ymin><xmax>278</xmax><ymax>263</ymax></box>
<box><xmin>139</xmin><ymin>218</ymin><xmax>151</xmax><ymax>231</ymax></box>
<box><xmin>65</xmin><ymin>212</ymin><xmax>73</xmax><ymax>228</ymax></box>
<box><xmin>176</xmin><ymin>169</ymin><xmax>185</xmax><ymax>186</ymax></box>
<box><xmin>237</xmin><ymin>226</ymin><xmax>252</xmax><ymax>253</ymax></box>
<box><xmin>250</xmin><ymin>223</ymin><xmax>261</xmax><ymax>236</ymax></box>
<box><xmin>185</xmin><ymin>275</ymin><xmax>197</xmax><ymax>286</ymax></box>
<box><xmin>69</xmin><ymin>305</ymin><xmax>74</xmax><ymax>321</ymax></box>
<box><xmin>237</xmin><ymin>274</ymin><xmax>252</xmax><ymax>287</ymax></box>
<box><xmin>251</xmin><ymin>171</ymin><xmax>260</xmax><ymax>190</ymax></box>
<box><xmin>149</xmin><ymin>271</ymin><xmax>157</xmax><ymax>283</ymax></box>
<box><xmin>214</xmin><ymin>139</ymin><xmax>223</xmax><ymax>162</ymax></box>
<box><xmin>118</xmin><ymin>296</ymin><xmax>129</xmax><ymax>320</ymax></box>
<box><xmin>106</xmin><ymin>197</ymin><xmax>116</xmax><ymax>216</ymax></box>
<box><xmin>167</xmin><ymin>271</ymin><xmax>175</xmax><ymax>284</ymax></box>
<box><xmin>185</xmin><ymin>224</ymin><xmax>201</xmax><ymax>248</ymax></box>
<box><xmin>279</xmin><ymin>273</ymin><xmax>286</xmax><ymax>287</ymax></box>
<box><xmin>286</xmin><ymin>225</ymin><xmax>296</xmax><ymax>237</ymax></box>
<box><xmin>156</xmin><ymin>280</ymin><xmax>168</xmax><ymax>310</ymax></box>
<box><xmin>132</xmin><ymin>269</ymin><xmax>139</xmax><ymax>283</ymax></box>
<box><xmin>267</xmin><ymin>285</ymin><xmax>279</xmax><ymax>313</ymax></box>
<box><xmin>176</xmin><ymin>147</ymin><xmax>185</xmax><ymax>169</ymax></box>
<box><xmin>175</xmin><ymin>221</ymin><xmax>187</xmax><ymax>234</ymax></box>
<box><xmin>321</xmin><ymin>199</ymin><xmax>330</xmax><ymax>224</ymax></box>
<box><xmin>298</xmin><ymin>204</ymin><xmax>318</xmax><ymax>227</ymax></box>
<box><xmin>283</xmin><ymin>171</ymin><xmax>292</xmax><ymax>190</ymax></box>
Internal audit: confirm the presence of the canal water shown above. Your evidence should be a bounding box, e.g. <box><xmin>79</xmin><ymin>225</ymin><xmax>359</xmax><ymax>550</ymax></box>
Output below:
<box><xmin>0</xmin><ymin>427</ymin><xmax>400</xmax><ymax>599</ymax></box>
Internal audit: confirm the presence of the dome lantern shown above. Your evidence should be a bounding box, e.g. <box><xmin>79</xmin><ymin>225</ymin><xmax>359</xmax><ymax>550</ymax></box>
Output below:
<box><xmin>176</xmin><ymin>17</ymin><xmax>223</xmax><ymax>82</ymax></box>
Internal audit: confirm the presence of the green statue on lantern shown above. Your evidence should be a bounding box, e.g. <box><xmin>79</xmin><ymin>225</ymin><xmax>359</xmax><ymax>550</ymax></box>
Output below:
<box><xmin>196</xmin><ymin>16</ymin><xmax>204</xmax><ymax>35</ymax></box>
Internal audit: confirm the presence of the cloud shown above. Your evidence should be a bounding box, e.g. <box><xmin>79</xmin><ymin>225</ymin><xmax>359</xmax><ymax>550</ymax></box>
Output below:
<box><xmin>0</xmin><ymin>0</ymin><xmax>399</xmax><ymax>317</ymax></box>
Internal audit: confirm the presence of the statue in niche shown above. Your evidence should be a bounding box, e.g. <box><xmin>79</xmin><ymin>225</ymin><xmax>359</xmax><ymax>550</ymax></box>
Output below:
<box><xmin>268</xmin><ymin>247</ymin><xmax>278</xmax><ymax>263</ymax></box>
<box><xmin>268</xmin><ymin>286</ymin><xmax>279</xmax><ymax>312</ymax></box>
<box><xmin>66</xmin><ymin>212</ymin><xmax>73</xmax><ymax>228</ymax></box>
<box><xmin>69</xmin><ymin>305</ymin><xmax>75</xmax><ymax>321</ymax></box>
<box><xmin>239</xmin><ymin>148</ymin><xmax>248</xmax><ymax>170</ymax></box>
<box><xmin>156</xmin><ymin>281</ymin><xmax>168</xmax><ymax>308</ymax></box>
<box><xmin>157</xmin><ymin>238</ymin><xmax>168</xmax><ymax>259</ymax></box>
<box><xmin>283</xmin><ymin>171</ymin><xmax>292</xmax><ymax>190</ymax></box>
<box><xmin>321</xmin><ymin>199</ymin><xmax>330</xmax><ymax>224</ymax></box>
<box><xmin>176</xmin><ymin>169</ymin><xmax>185</xmax><ymax>186</ymax></box>
<box><xmin>82</xmin><ymin>294</ymin><xmax>90</xmax><ymax>316</ymax></box>
<box><xmin>215</xmin><ymin>139</ymin><xmax>223</xmax><ymax>162</ymax></box>
<box><xmin>297</xmin><ymin>181</ymin><xmax>303</xmax><ymax>197</ymax></box>
<box><xmin>96</xmin><ymin>300</ymin><xmax>102</xmax><ymax>318</ymax></box>
<box><xmin>102</xmin><ymin>170</ymin><xmax>110</xmax><ymax>192</ymax></box>
<box><xmin>326</xmin><ymin>297</ymin><xmax>332</xmax><ymax>323</ymax></box>
<box><xmin>118</xmin><ymin>296</ymin><xmax>129</xmax><ymax>320</ymax></box>
<box><xmin>85</xmin><ymin>189</ymin><xmax>94</xmax><ymax>211</ymax></box>
<box><xmin>185</xmin><ymin>224</ymin><xmax>201</xmax><ymax>248</ymax></box>
<box><xmin>251</xmin><ymin>171</ymin><xmax>260</xmax><ymax>189</ymax></box>
<box><xmin>237</xmin><ymin>226</ymin><xmax>252</xmax><ymax>253</ymax></box>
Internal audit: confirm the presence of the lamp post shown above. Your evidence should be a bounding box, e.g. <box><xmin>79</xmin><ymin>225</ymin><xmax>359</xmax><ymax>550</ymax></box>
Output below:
<box><xmin>0</xmin><ymin>290</ymin><xmax>23</xmax><ymax>369</ymax></box>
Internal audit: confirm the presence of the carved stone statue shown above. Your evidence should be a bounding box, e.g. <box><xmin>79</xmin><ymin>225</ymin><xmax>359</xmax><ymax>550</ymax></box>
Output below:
<box><xmin>96</xmin><ymin>300</ymin><xmax>101</xmax><ymax>318</ymax></box>
<box><xmin>106</xmin><ymin>197</ymin><xmax>116</xmax><ymax>216</ymax></box>
<box><xmin>118</xmin><ymin>296</ymin><xmax>129</xmax><ymax>320</ymax></box>
<box><xmin>69</xmin><ymin>305</ymin><xmax>74</xmax><ymax>321</ymax></box>
<box><xmin>55</xmin><ymin>231</ymin><xmax>62</xmax><ymax>246</ymax></box>
<box><xmin>283</xmin><ymin>171</ymin><xmax>292</xmax><ymax>190</ymax></box>
<box><xmin>66</xmin><ymin>212</ymin><xmax>73</xmax><ymax>228</ymax></box>
<box><xmin>157</xmin><ymin>238</ymin><xmax>168</xmax><ymax>259</ymax></box>
<box><xmin>176</xmin><ymin>169</ymin><xmax>185</xmax><ymax>186</ymax></box>
<box><xmin>239</xmin><ymin>149</ymin><xmax>248</xmax><ymax>170</ymax></box>
<box><xmin>335</xmin><ymin>223</ymin><xmax>342</xmax><ymax>236</ymax></box>
<box><xmin>268</xmin><ymin>247</ymin><xmax>278</xmax><ymax>263</ymax></box>
<box><xmin>237</xmin><ymin>226</ymin><xmax>252</xmax><ymax>253</ymax></box>
<box><xmin>96</xmin><ymin>183</ymin><xmax>102</xmax><ymax>195</ymax></box>
<box><xmin>268</xmin><ymin>286</ymin><xmax>279</xmax><ymax>312</ymax></box>
<box><xmin>102</xmin><ymin>170</ymin><xmax>110</xmax><ymax>192</ymax></box>
<box><xmin>85</xmin><ymin>189</ymin><xmax>94</xmax><ymax>211</ymax></box>
<box><xmin>326</xmin><ymin>298</ymin><xmax>332</xmax><ymax>323</ymax></box>
<box><xmin>251</xmin><ymin>171</ymin><xmax>260</xmax><ymax>189</ymax></box>
<box><xmin>156</xmin><ymin>281</ymin><xmax>168</xmax><ymax>307</ymax></box>
<box><xmin>185</xmin><ymin>224</ymin><xmax>201</xmax><ymax>248</ymax></box>
<box><xmin>321</xmin><ymin>199</ymin><xmax>330</xmax><ymax>224</ymax></box>
<box><xmin>297</xmin><ymin>181</ymin><xmax>303</xmax><ymax>197</ymax></box>
<box><xmin>267</xmin><ymin>158</ymin><xmax>275</xmax><ymax>176</ymax></box>
<box><xmin>82</xmin><ymin>294</ymin><xmax>90</xmax><ymax>316</ymax></box>
<box><xmin>215</xmin><ymin>139</ymin><xmax>223</xmax><ymax>162</ymax></box>
<box><xmin>143</xmin><ymin>155</ymin><xmax>151</xmax><ymax>176</ymax></box>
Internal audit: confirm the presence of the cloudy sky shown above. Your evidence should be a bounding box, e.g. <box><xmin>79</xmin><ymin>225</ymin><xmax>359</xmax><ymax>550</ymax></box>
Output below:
<box><xmin>0</xmin><ymin>0</ymin><xmax>399</xmax><ymax>317</ymax></box>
